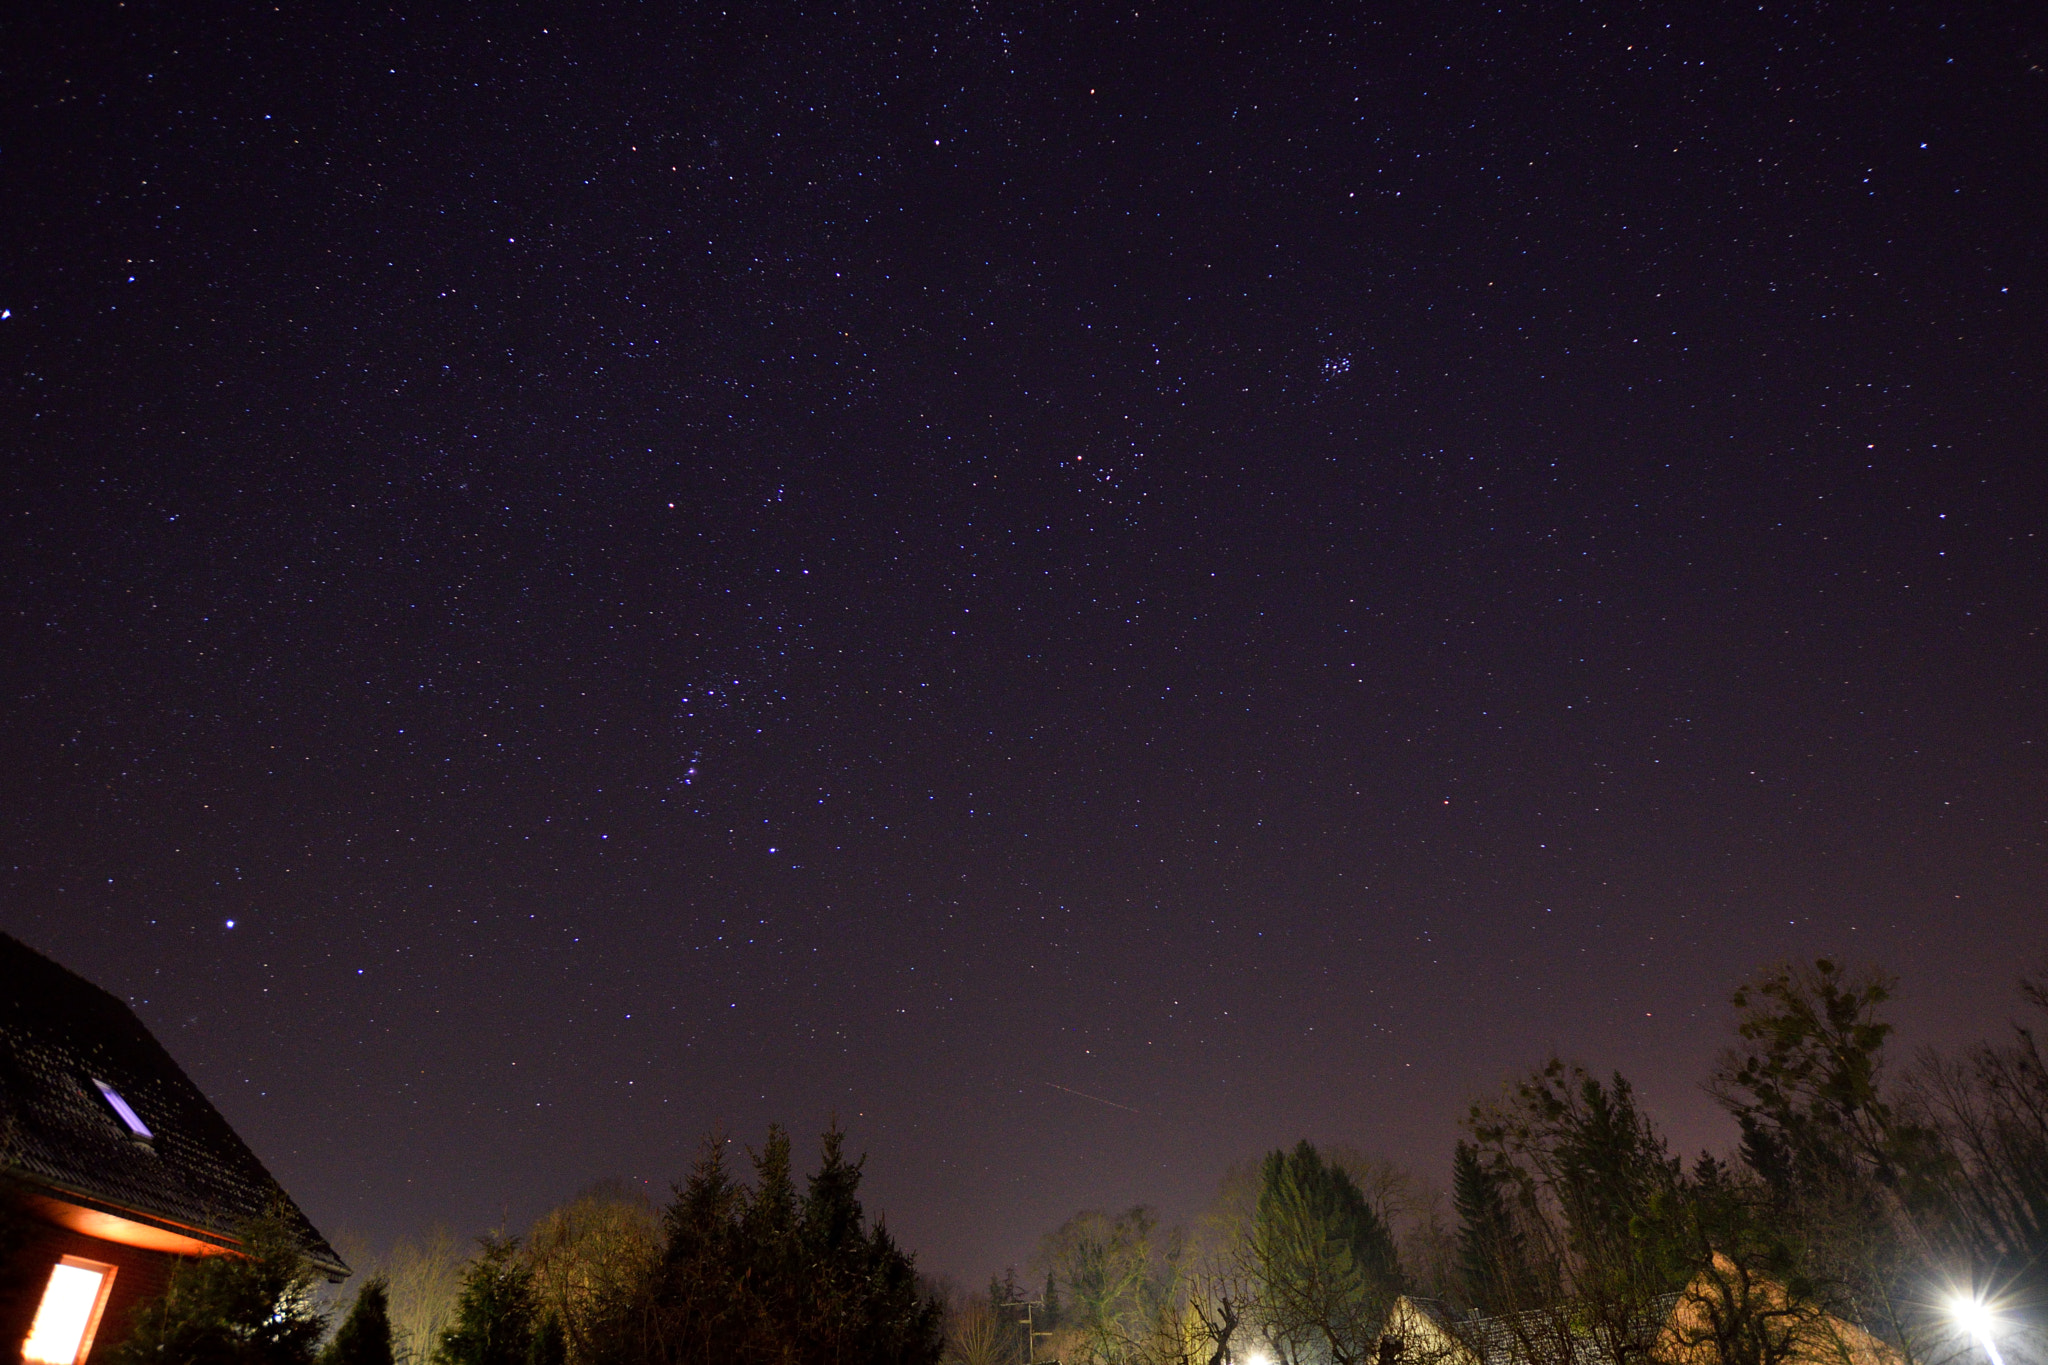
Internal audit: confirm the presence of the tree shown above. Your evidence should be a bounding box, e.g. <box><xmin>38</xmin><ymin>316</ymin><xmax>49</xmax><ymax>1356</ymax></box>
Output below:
<box><xmin>323</xmin><ymin>1277</ymin><xmax>396</xmax><ymax>1365</ymax></box>
<box><xmin>1463</xmin><ymin>1061</ymin><xmax>1681</xmax><ymax>1365</ymax></box>
<box><xmin>1038</xmin><ymin>1207</ymin><xmax>1180</xmax><ymax>1365</ymax></box>
<box><xmin>525</xmin><ymin>1183</ymin><xmax>659</xmax><ymax>1365</ymax></box>
<box><xmin>1382</xmin><ymin>1173</ymin><xmax>1458</xmax><ymax>1310</ymax></box>
<box><xmin>383</xmin><ymin>1227</ymin><xmax>467</xmax><ymax>1365</ymax></box>
<box><xmin>1658</xmin><ymin>1251</ymin><xmax>1869</xmax><ymax>1365</ymax></box>
<box><xmin>1621</xmin><ymin>1149</ymin><xmax>1864</xmax><ymax>1365</ymax></box>
<box><xmin>1708</xmin><ymin>960</ymin><xmax>1948</xmax><ymax>1364</ymax></box>
<box><xmin>634</xmin><ymin>1124</ymin><xmax>943</xmax><ymax>1365</ymax></box>
<box><xmin>1711</xmin><ymin>960</ymin><xmax>1942</xmax><ymax>1202</ymax></box>
<box><xmin>797</xmin><ymin>1125</ymin><xmax>941</xmax><ymax>1365</ymax></box>
<box><xmin>108</xmin><ymin>1212</ymin><xmax>328</xmax><ymax>1365</ymax></box>
<box><xmin>526</xmin><ymin>1314</ymin><xmax>567</xmax><ymax>1365</ymax></box>
<box><xmin>1451</xmin><ymin>1141</ymin><xmax>1537</xmax><ymax>1315</ymax></box>
<box><xmin>1467</xmin><ymin>1060</ymin><xmax>1679</xmax><ymax>1280</ymax></box>
<box><xmin>433</xmin><ymin>1237</ymin><xmax>537</xmax><ymax>1365</ymax></box>
<box><xmin>945</xmin><ymin>1298</ymin><xmax>1010</xmax><ymax>1365</ymax></box>
<box><xmin>1912</xmin><ymin>964</ymin><xmax>2048</xmax><ymax>1312</ymax></box>
<box><xmin>1247</xmin><ymin>1141</ymin><xmax>1402</xmax><ymax>1365</ymax></box>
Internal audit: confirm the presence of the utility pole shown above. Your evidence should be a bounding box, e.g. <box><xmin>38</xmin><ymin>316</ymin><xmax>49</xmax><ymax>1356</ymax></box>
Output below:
<box><xmin>1000</xmin><ymin>1298</ymin><xmax>1052</xmax><ymax>1365</ymax></box>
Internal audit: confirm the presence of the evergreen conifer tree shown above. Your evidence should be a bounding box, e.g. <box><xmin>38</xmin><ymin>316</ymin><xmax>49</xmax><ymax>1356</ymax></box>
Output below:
<box><xmin>1249</xmin><ymin>1141</ymin><xmax>1402</xmax><ymax>1365</ymax></box>
<box><xmin>645</xmin><ymin>1124</ymin><xmax>942</xmax><ymax>1365</ymax></box>
<box><xmin>433</xmin><ymin>1238</ymin><xmax>536</xmax><ymax>1365</ymax></box>
<box><xmin>1548</xmin><ymin>1071</ymin><xmax>1677</xmax><ymax>1279</ymax></box>
<box><xmin>1451</xmin><ymin>1141</ymin><xmax>1535</xmax><ymax>1315</ymax></box>
<box><xmin>321</xmin><ymin>1277</ymin><xmax>395</xmax><ymax>1365</ymax></box>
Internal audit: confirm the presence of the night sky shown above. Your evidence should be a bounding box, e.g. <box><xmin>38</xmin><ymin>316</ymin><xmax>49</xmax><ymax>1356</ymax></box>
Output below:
<box><xmin>4</xmin><ymin>1</ymin><xmax>2046</xmax><ymax>1283</ymax></box>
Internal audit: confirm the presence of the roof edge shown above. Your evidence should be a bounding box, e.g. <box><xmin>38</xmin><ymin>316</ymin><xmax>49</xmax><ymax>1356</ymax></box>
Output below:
<box><xmin>11</xmin><ymin>1172</ymin><xmax>350</xmax><ymax>1279</ymax></box>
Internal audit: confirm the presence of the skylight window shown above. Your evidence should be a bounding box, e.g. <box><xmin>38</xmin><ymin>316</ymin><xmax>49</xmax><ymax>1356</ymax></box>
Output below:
<box><xmin>92</xmin><ymin>1080</ymin><xmax>152</xmax><ymax>1139</ymax></box>
<box><xmin>22</xmin><ymin>1257</ymin><xmax>116</xmax><ymax>1365</ymax></box>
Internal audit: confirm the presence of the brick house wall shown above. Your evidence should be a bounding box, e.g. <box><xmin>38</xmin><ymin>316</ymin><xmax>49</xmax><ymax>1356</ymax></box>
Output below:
<box><xmin>1</xmin><ymin>1220</ymin><xmax>184</xmax><ymax>1364</ymax></box>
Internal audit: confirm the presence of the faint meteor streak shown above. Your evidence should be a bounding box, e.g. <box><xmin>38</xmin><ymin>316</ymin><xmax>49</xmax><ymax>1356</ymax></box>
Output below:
<box><xmin>1044</xmin><ymin>1081</ymin><xmax>1142</xmax><ymax>1114</ymax></box>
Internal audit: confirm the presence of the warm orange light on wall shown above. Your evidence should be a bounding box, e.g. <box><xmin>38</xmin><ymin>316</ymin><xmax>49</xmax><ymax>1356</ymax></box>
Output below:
<box><xmin>21</xmin><ymin>1256</ymin><xmax>116</xmax><ymax>1365</ymax></box>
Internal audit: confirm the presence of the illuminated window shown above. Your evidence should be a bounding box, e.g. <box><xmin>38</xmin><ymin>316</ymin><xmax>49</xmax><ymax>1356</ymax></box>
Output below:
<box><xmin>91</xmin><ymin>1080</ymin><xmax>152</xmax><ymax>1139</ymax></box>
<box><xmin>22</xmin><ymin>1256</ymin><xmax>116</xmax><ymax>1365</ymax></box>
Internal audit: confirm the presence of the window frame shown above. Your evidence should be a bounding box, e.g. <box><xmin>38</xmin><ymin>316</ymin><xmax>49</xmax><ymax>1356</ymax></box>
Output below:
<box><xmin>89</xmin><ymin>1079</ymin><xmax>153</xmax><ymax>1141</ymax></box>
<box><xmin>20</xmin><ymin>1254</ymin><xmax>118</xmax><ymax>1365</ymax></box>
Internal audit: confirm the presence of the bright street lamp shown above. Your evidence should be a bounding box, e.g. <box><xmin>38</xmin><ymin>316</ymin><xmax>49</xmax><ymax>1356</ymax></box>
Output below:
<box><xmin>1949</xmin><ymin>1295</ymin><xmax>2007</xmax><ymax>1365</ymax></box>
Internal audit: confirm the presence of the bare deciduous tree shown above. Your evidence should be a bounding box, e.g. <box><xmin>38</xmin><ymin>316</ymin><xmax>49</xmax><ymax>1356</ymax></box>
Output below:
<box><xmin>525</xmin><ymin>1182</ymin><xmax>660</xmax><ymax>1365</ymax></box>
<box><xmin>384</xmin><ymin>1226</ymin><xmax>467</xmax><ymax>1365</ymax></box>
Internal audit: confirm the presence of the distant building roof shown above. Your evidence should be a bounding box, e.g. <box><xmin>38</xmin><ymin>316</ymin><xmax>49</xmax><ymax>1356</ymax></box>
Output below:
<box><xmin>1390</xmin><ymin>1294</ymin><xmax>1680</xmax><ymax>1365</ymax></box>
<box><xmin>0</xmin><ymin>931</ymin><xmax>346</xmax><ymax>1277</ymax></box>
<box><xmin>1389</xmin><ymin>1265</ymin><xmax>1940</xmax><ymax>1365</ymax></box>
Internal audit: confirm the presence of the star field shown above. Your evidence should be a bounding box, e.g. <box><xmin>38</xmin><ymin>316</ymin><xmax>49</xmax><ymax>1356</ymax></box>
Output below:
<box><xmin>3</xmin><ymin>1</ymin><xmax>2046</xmax><ymax>1280</ymax></box>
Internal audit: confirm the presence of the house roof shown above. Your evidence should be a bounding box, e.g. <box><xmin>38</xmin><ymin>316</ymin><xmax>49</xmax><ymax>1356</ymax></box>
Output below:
<box><xmin>1393</xmin><ymin>1294</ymin><xmax>1681</xmax><ymax>1365</ymax></box>
<box><xmin>0</xmin><ymin>931</ymin><xmax>347</xmax><ymax>1277</ymax></box>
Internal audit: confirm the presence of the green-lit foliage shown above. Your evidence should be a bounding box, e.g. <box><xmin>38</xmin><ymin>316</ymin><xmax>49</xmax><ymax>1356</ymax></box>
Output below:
<box><xmin>108</xmin><ymin>1212</ymin><xmax>328</xmax><ymax>1365</ymax></box>
<box><xmin>1249</xmin><ymin>1141</ymin><xmax>1402</xmax><ymax>1365</ymax></box>
<box><xmin>433</xmin><ymin>1238</ymin><xmax>536</xmax><ymax>1365</ymax></box>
